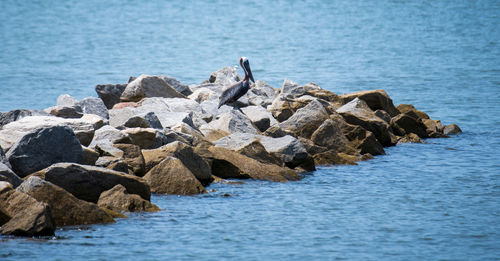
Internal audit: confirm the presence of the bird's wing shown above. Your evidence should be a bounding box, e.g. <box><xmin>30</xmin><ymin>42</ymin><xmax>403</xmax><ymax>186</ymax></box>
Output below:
<box><xmin>218</xmin><ymin>81</ymin><xmax>243</xmax><ymax>108</ymax></box>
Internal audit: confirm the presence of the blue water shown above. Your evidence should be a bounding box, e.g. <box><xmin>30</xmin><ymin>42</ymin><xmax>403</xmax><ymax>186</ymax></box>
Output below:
<box><xmin>1</xmin><ymin>0</ymin><xmax>500</xmax><ymax>260</ymax></box>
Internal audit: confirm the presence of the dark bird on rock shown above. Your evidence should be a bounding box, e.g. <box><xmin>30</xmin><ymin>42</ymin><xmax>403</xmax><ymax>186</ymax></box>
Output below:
<box><xmin>218</xmin><ymin>57</ymin><xmax>255</xmax><ymax>109</ymax></box>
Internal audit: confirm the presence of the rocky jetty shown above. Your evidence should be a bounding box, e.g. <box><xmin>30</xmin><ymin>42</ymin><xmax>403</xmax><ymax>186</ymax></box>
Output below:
<box><xmin>0</xmin><ymin>68</ymin><xmax>461</xmax><ymax>237</ymax></box>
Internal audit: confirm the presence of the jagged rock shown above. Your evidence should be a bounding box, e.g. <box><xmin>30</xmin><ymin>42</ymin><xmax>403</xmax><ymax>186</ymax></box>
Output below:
<box><xmin>0</xmin><ymin>163</ymin><xmax>22</xmax><ymax>187</ymax></box>
<box><xmin>258</xmin><ymin>135</ymin><xmax>309</xmax><ymax>169</ymax></box>
<box><xmin>374</xmin><ymin>109</ymin><xmax>391</xmax><ymax>123</ymax></box>
<box><xmin>140</xmin><ymin>97</ymin><xmax>210</xmax><ymax>128</ymax></box>
<box><xmin>172</xmin><ymin>123</ymin><xmax>205</xmax><ymax>146</ymax></box>
<box><xmin>241</xmin><ymin>105</ymin><xmax>278</xmax><ymax>132</ymax></box>
<box><xmin>397</xmin><ymin>133</ymin><xmax>423</xmax><ymax>144</ymax></box>
<box><xmin>30</xmin><ymin>163</ymin><xmax>150</xmax><ymax>203</ymax></box>
<box><xmin>206</xmin><ymin>146</ymin><xmax>300</xmax><ymax>181</ymax></box>
<box><xmin>141</xmin><ymin>141</ymin><xmax>212</xmax><ymax>185</ymax></box>
<box><xmin>200</xmin><ymin>110</ymin><xmax>259</xmax><ymax>136</ymax></box>
<box><xmin>209</xmin><ymin>66</ymin><xmax>242</xmax><ymax>87</ymax></box>
<box><xmin>0</xmin><ymin>182</ymin><xmax>55</xmax><ymax>236</ymax></box>
<box><xmin>44</xmin><ymin>105</ymin><xmax>83</xmax><ymax>118</ymax></box>
<box><xmin>109</xmin><ymin>107</ymin><xmax>163</xmax><ymax>130</ymax></box>
<box><xmin>341</xmin><ymin>123</ymin><xmax>385</xmax><ymax>156</ymax></box>
<box><xmin>281</xmin><ymin>79</ymin><xmax>305</xmax><ymax>98</ymax></box>
<box><xmin>267</xmin><ymin>94</ymin><xmax>311</xmax><ymax>122</ymax></box>
<box><xmin>6</xmin><ymin>126</ymin><xmax>83</xmax><ymax>177</ymax></box>
<box><xmin>390</xmin><ymin>113</ymin><xmax>429</xmax><ymax>138</ymax></box>
<box><xmin>0</xmin><ymin>115</ymin><xmax>105</xmax><ymax>149</ymax></box>
<box><xmin>279</xmin><ymin>99</ymin><xmax>329</xmax><ymax>139</ymax></box>
<box><xmin>164</xmin><ymin>129</ymin><xmax>195</xmax><ymax>145</ymax></box>
<box><xmin>313</xmin><ymin>151</ymin><xmax>358</xmax><ymax>165</ymax></box>
<box><xmin>189</xmin><ymin>87</ymin><xmax>218</xmax><ymax>103</ymax></box>
<box><xmin>82</xmin><ymin>146</ymin><xmax>100</xmax><ymax>165</ymax></box>
<box><xmin>98</xmin><ymin>184</ymin><xmax>159</xmax><ymax>212</ymax></box>
<box><xmin>75</xmin><ymin>97</ymin><xmax>109</xmax><ymax>119</ymax></box>
<box><xmin>95</xmin><ymin>156</ymin><xmax>131</xmax><ymax>174</ymax></box>
<box><xmin>143</xmin><ymin>157</ymin><xmax>206</xmax><ymax>195</ymax></box>
<box><xmin>121</xmin><ymin>75</ymin><xmax>185</xmax><ymax>102</ymax></box>
<box><xmin>341</xmin><ymin>90</ymin><xmax>400</xmax><ymax>117</ymax></box>
<box><xmin>0</xmin><ymin>109</ymin><xmax>49</xmax><ymax>128</ymax></box>
<box><xmin>113</xmin><ymin>144</ymin><xmax>146</xmax><ymax>176</ymax></box>
<box><xmin>310</xmin><ymin>118</ymin><xmax>353</xmax><ymax>153</ymax></box>
<box><xmin>304</xmin><ymin>88</ymin><xmax>342</xmax><ymax>105</ymax></box>
<box><xmin>298</xmin><ymin>137</ymin><xmax>328</xmax><ymax>155</ymax></box>
<box><xmin>443</xmin><ymin>124</ymin><xmax>462</xmax><ymax>135</ymax></box>
<box><xmin>160</xmin><ymin>76</ymin><xmax>192</xmax><ymax>96</ymax></box>
<box><xmin>213</xmin><ymin>133</ymin><xmax>282</xmax><ymax>165</ymax></box>
<box><xmin>337</xmin><ymin>98</ymin><xmax>396</xmax><ymax>146</ymax></box>
<box><xmin>0</xmin><ymin>146</ymin><xmax>10</xmax><ymax>169</ymax></box>
<box><xmin>17</xmin><ymin>176</ymin><xmax>115</xmax><ymax>226</ymax></box>
<box><xmin>396</xmin><ymin>104</ymin><xmax>429</xmax><ymax>120</ymax></box>
<box><xmin>89</xmin><ymin>125</ymin><xmax>132</xmax><ymax>156</ymax></box>
<box><xmin>262</xmin><ymin>124</ymin><xmax>290</xmax><ymax>138</ymax></box>
<box><xmin>121</xmin><ymin>128</ymin><xmax>161</xmax><ymax>149</ymax></box>
<box><xmin>56</xmin><ymin>94</ymin><xmax>78</xmax><ymax>107</ymax></box>
<box><xmin>422</xmin><ymin>119</ymin><xmax>443</xmax><ymax>134</ymax></box>
<box><xmin>95</xmin><ymin>83</ymin><xmax>127</xmax><ymax>109</ymax></box>
<box><xmin>247</xmin><ymin>80</ymin><xmax>279</xmax><ymax>107</ymax></box>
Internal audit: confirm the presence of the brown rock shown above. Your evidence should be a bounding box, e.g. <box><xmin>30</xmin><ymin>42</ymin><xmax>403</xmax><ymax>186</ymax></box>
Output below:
<box><xmin>397</xmin><ymin>133</ymin><xmax>424</xmax><ymax>144</ymax></box>
<box><xmin>313</xmin><ymin>151</ymin><xmax>358</xmax><ymax>165</ymax></box>
<box><xmin>341</xmin><ymin>89</ymin><xmax>400</xmax><ymax>117</ymax></box>
<box><xmin>279</xmin><ymin>99</ymin><xmax>330</xmax><ymax>139</ymax></box>
<box><xmin>121</xmin><ymin>128</ymin><xmax>158</xmax><ymax>149</ymax></box>
<box><xmin>310</xmin><ymin>119</ymin><xmax>353</xmax><ymax>154</ymax></box>
<box><xmin>113</xmin><ymin>144</ymin><xmax>146</xmax><ymax>176</ymax></box>
<box><xmin>82</xmin><ymin>146</ymin><xmax>100</xmax><ymax>165</ymax></box>
<box><xmin>17</xmin><ymin>176</ymin><xmax>115</xmax><ymax>226</ymax></box>
<box><xmin>143</xmin><ymin>157</ymin><xmax>206</xmax><ymax>195</ymax></box>
<box><xmin>98</xmin><ymin>184</ymin><xmax>159</xmax><ymax>212</ymax></box>
<box><xmin>396</xmin><ymin>104</ymin><xmax>429</xmax><ymax>120</ymax></box>
<box><xmin>341</xmin><ymin>123</ymin><xmax>386</xmax><ymax>156</ymax></box>
<box><xmin>390</xmin><ymin>113</ymin><xmax>429</xmax><ymax>138</ymax></box>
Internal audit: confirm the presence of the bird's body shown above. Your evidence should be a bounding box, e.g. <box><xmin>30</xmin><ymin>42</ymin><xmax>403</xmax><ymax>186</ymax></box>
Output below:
<box><xmin>218</xmin><ymin>57</ymin><xmax>255</xmax><ymax>109</ymax></box>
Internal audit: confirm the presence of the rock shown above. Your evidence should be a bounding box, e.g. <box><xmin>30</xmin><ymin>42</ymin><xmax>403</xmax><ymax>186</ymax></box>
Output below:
<box><xmin>313</xmin><ymin>151</ymin><xmax>358</xmax><ymax>166</ymax></box>
<box><xmin>17</xmin><ymin>176</ymin><xmax>115</xmax><ymax>226</ymax></box>
<box><xmin>310</xmin><ymin>118</ymin><xmax>352</xmax><ymax>153</ymax></box>
<box><xmin>298</xmin><ymin>137</ymin><xmax>328</xmax><ymax>155</ymax></box>
<box><xmin>112</xmin><ymin>102</ymin><xmax>139</xmax><ymax>109</ymax></box>
<box><xmin>262</xmin><ymin>124</ymin><xmax>290</xmax><ymax>138</ymax></box>
<box><xmin>200</xmin><ymin>110</ymin><xmax>259</xmax><ymax>136</ymax></box>
<box><xmin>341</xmin><ymin>123</ymin><xmax>385</xmax><ymax>156</ymax></box>
<box><xmin>56</xmin><ymin>94</ymin><xmax>78</xmax><ymax>107</ymax></box>
<box><xmin>0</xmin><ymin>109</ymin><xmax>49</xmax><ymax>128</ymax></box>
<box><xmin>82</xmin><ymin>146</ymin><xmax>100</xmax><ymax>165</ymax></box>
<box><xmin>189</xmin><ymin>87</ymin><xmax>219</xmax><ymax>103</ymax></box>
<box><xmin>241</xmin><ymin>105</ymin><xmax>278</xmax><ymax>132</ymax></box>
<box><xmin>113</xmin><ymin>144</ymin><xmax>146</xmax><ymax>176</ymax></box>
<box><xmin>337</xmin><ymin>98</ymin><xmax>396</xmax><ymax>146</ymax></box>
<box><xmin>109</xmin><ymin>107</ymin><xmax>163</xmax><ymax>130</ymax></box>
<box><xmin>121</xmin><ymin>128</ymin><xmax>160</xmax><ymax>149</ymax></box>
<box><xmin>0</xmin><ymin>146</ymin><xmax>10</xmax><ymax>169</ymax></box>
<box><xmin>341</xmin><ymin>89</ymin><xmax>400</xmax><ymax>117</ymax></box>
<box><xmin>258</xmin><ymin>135</ymin><xmax>309</xmax><ymax>169</ymax></box>
<box><xmin>6</xmin><ymin>126</ymin><xmax>83</xmax><ymax>177</ymax></box>
<box><xmin>374</xmin><ymin>109</ymin><xmax>391</xmax><ymax>123</ymax></box>
<box><xmin>98</xmin><ymin>184</ymin><xmax>159</xmax><ymax>212</ymax></box>
<box><xmin>164</xmin><ymin>129</ymin><xmax>195</xmax><ymax>145</ymax></box>
<box><xmin>140</xmin><ymin>97</ymin><xmax>210</xmax><ymax>128</ymax></box>
<box><xmin>422</xmin><ymin>119</ymin><xmax>443</xmax><ymax>134</ymax></box>
<box><xmin>0</xmin><ymin>182</ymin><xmax>55</xmax><ymax>236</ymax></box>
<box><xmin>279</xmin><ymin>99</ymin><xmax>329</xmax><ymax>139</ymax></box>
<box><xmin>160</xmin><ymin>76</ymin><xmax>192</xmax><ymax>96</ymax></box>
<box><xmin>75</xmin><ymin>97</ymin><xmax>109</xmax><ymax>119</ymax></box>
<box><xmin>172</xmin><ymin>123</ymin><xmax>205</xmax><ymax>146</ymax></box>
<box><xmin>304</xmin><ymin>89</ymin><xmax>342</xmax><ymax>105</ymax></box>
<box><xmin>397</xmin><ymin>133</ymin><xmax>423</xmax><ymax>144</ymax></box>
<box><xmin>206</xmin><ymin>146</ymin><xmax>300</xmax><ymax>182</ymax></box>
<box><xmin>44</xmin><ymin>105</ymin><xmax>83</xmax><ymax>118</ymax></box>
<box><xmin>142</xmin><ymin>141</ymin><xmax>212</xmax><ymax>185</ymax></box>
<box><xmin>95</xmin><ymin>156</ymin><xmax>131</xmax><ymax>174</ymax></box>
<box><xmin>121</xmin><ymin>75</ymin><xmax>185</xmax><ymax>102</ymax></box>
<box><xmin>443</xmin><ymin>124</ymin><xmax>462</xmax><ymax>135</ymax></box>
<box><xmin>0</xmin><ymin>115</ymin><xmax>105</xmax><ymax>149</ymax></box>
<box><xmin>267</xmin><ymin>94</ymin><xmax>310</xmax><ymax>122</ymax></box>
<box><xmin>0</xmin><ymin>163</ymin><xmax>22</xmax><ymax>187</ymax></box>
<box><xmin>95</xmin><ymin>83</ymin><xmax>127</xmax><ymax>109</ymax></box>
<box><xmin>31</xmin><ymin>163</ymin><xmax>150</xmax><ymax>203</ymax></box>
<box><xmin>396</xmin><ymin>104</ymin><xmax>429</xmax><ymax>120</ymax></box>
<box><xmin>89</xmin><ymin>125</ymin><xmax>132</xmax><ymax>156</ymax></box>
<box><xmin>143</xmin><ymin>157</ymin><xmax>206</xmax><ymax>195</ymax></box>
<box><xmin>247</xmin><ymin>80</ymin><xmax>279</xmax><ymax>107</ymax></box>
<box><xmin>390</xmin><ymin>113</ymin><xmax>429</xmax><ymax>138</ymax></box>
<box><xmin>281</xmin><ymin>79</ymin><xmax>306</xmax><ymax>98</ymax></box>
<box><xmin>213</xmin><ymin>133</ymin><xmax>282</xmax><ymax>165</ymax></box>
<box><xmin>209</xmin><ymin>66</ymin><xmax>242</xmax><ymax>87</ymax></box>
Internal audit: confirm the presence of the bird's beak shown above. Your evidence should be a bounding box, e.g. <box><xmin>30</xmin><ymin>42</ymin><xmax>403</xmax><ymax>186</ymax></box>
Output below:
<box><xmin>243</xmin><ymin>59</ymin><xmax>255</xmax><ymax>83</ymax></box>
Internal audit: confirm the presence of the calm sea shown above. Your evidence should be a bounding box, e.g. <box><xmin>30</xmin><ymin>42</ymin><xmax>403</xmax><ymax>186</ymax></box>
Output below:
<box><xmin>1</xmin><ymin>0</ymin><xmax>499</xmax><ymax>260</ymax></box>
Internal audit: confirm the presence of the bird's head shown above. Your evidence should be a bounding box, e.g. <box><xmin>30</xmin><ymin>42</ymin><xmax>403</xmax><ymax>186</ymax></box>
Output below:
<box><xmin>239</xmin><ymin>57</ymin><xmax>255</xmax><ymax>83</ymax></box>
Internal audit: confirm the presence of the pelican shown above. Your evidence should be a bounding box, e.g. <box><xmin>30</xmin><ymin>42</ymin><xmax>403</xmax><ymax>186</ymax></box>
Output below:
<box><xmin>218</xmin><ymin>57</ymin><xmax>255</xmax><ymax>109</ymax></box>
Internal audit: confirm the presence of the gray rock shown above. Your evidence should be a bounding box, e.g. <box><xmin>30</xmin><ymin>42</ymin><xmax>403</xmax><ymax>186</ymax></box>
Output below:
<box><xmin>6</xmin><ymin>126</ymin><xmax>84</xmax><ymax>177</ymax></box>
<box><xmin>33</xmin><ymin>163</ymin><xmax>151</xmax><ymax>203</ymax></box>
<box><xmin>279</xmin><ymin>99</ymin><xmax>330</xmax><ymax>139</ymax></box>
<box><xmin>121</xmin><ymin>128</ymin><xmax>163</xmax><ymax>150</ymax></box>
<box><xmin>0</xmin><ymin>146</ymin><xmax>10</xmax><ymax>169</ymax></box>
<box><xmin>311</xmin><ymin>119</ymin><xmax>351</xmax><ymax>153</ymax></box>
<box><xmin>247</xmin><ymin>80</ymin><xmax>278</xmax><ymax>107</ymax></box>
<box><xmin>98</xmin><ymin>184</ymin><xmax>159</xmax><ymax>212</ymax></box>
<box><xmin>280</xmin><ymin>78</ymin><xmax>306</xmax><ymax>98</ymax></box>
<box><xmin>109</xmin><ymin>107</ymin><xmax>163</xmax><ymax>130</ymax></box>
<box><xmin>209</xmin><ymin>66</ymin><xmax>242</xmax><ymax>87</ymax></box>
<box><xmin>258</xmin><ymin>135</ymin><xmax>308</xmax><ymax>169</ymax></box>
<box><xmin>160</xmin><ymin>76</ymin><xmax>192</xmax><ymax>96</ymax></box>
<box><xmin>0</xmin><ymin>109</ymin><xmax>50</xmax><ymax>128</ymax></box>
<box><xmin>241</xmin><ymin>105</ymin><xmax>278</xmax><ymax>132</ymax></box>
<box><xmin>213</xmin><ymin>133</ymin><xmax>282</xmax><ymax>165</ymax></box>
<box><xmin>199</xmin><ymin>109</ymin><xmax>259</xmax><ymax>136</ymax></box>
<box><xmin>140</xmin><ymin>97</ymin><xmax>210</xmax><ymax>128</ymax></box>
<box><xmin>89</xmin><ymin>125</ymin><xmax>132</xmax><ymax>157</ymax></box>
<box><xmin>44</xmin><ymin>105</ymin><xmax>83</xmax><ymax>118</ymax></box>
<box><xmin>443</xmin><ymin>124</ymin><xmax>462</xmax><ymax>135</ymax></box>
<box><xmin>121</xmin><ymin>75</ymin><xmax>185</xmax><ymax>102</ymax></box>
<box><xmin>76</xmin><ymin>97</ymin><xmax>109</xmax><ymax>119</ymax></box>
<box><xmin>188</xmin><ymin>87</ymin><xmax>218</xmax><ymax>103</ymax></box>
<box><xmin>341</xmin><ymin>89</ymin><xmax>400</xmax><ymax>117</ymax></box>
<box><xmin>0</xmin><ymin>163</ymin><xmax>22</xmax><ymax>187</ymax></box>
<box><xmin>56</xmin><ymin>94</ymin><xmax>79</xmax><ymax>107</ymax></box>
<box><xmin>95</xmin><ymin>83</ymin><xmax>127</xmax><ymax>109</ymax></box>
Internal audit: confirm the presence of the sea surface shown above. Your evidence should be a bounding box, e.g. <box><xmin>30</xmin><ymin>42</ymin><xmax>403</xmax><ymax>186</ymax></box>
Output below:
<box><xmin>1</xmin><ymin>0</ymin><xmax>499</xmax><ymax>260</ymax></box>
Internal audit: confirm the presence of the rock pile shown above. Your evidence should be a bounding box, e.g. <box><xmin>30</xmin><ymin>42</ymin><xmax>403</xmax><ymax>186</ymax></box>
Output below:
<box><xmin>0</xmin><ymin>68</ymin><xmax>461</xmax><ymax>237</ymax></box>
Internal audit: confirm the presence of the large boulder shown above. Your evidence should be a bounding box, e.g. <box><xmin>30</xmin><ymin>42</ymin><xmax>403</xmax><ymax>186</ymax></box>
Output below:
<box><xmin>98</xmin><ymin>184</ymin><xmax>159</xmax><ymax>212</ymax></box>
<box><xmin>44</xmin><ymin>105</ymin><xmax>83</xmax><ymax>118</ymax></box>
<box><xmin>121</xmin><ymin>128</ymin><xmax>164</xmax><ymax>150</ymax></box>
<box><xmin>267</xmin><ymin>94</ymin><xmax>310</xmax><ymax>122</ymax></box>
<box><xmin>208</xmin><ymin>66</ymin><xmax>242</xmax><ymax>87</ymax></box>
<box><xmin>142</xmin><ymin>141</ymin><xmax>212</xmax><ymax>185</ymax></box>
<box><xmin>143</xmin><ymin>157</ymin><xmax>206</xmax><ymax>195</ymax></box>
<box><xmin>258</xmin><ymin>135</ymin><xmax>309</xmax><ymax>169</ymax></box>
<box><xmin>0</xmin><ymin>163</ymin><xmax>22</xmax><ymax>187</ymax></box>
<box><xmin>113</xmin><ymin>144</ymin><xmax>146</xmax><ymax>176</ymax></box>
<box><xmin>89</xmin><ymin>125</ymin><xmax>132</xmax><ymax>157</ymax></box>
<box><xmin>95</xmin><ymin>83</ymin><xmax>127</xmax><ymax>109</ymax></box>
<box><xmin>140</xmin><ymin>97</ymin><xmax>209</xmax><ymax>128</ymax></box>
<box><xmin>390</xmin><ymin>113</ymin><xmax>429</xmax><ymax>138</ymax></box>
<box><xmin>279</xmin><ymin>99</ymin><xmax>329</xmax><ymax>139</ymax></box>
<box><xmin>310</xmin><ymin>118</ymin><xmax>353</xmax><ymax>153</ymax></box>
<box><xmin>0</xmin><ymin>109</ymin><xmax>49</xmax><ymax>129</ymax></box>
<box><xmin>241</xmin><ymin>105</ymin><xmax>278</xmax><ymax>132</ymax></box>
<box><xmin>341</xmin><ymin>123</ymin><xmax>385</xmax><ymax>156</ymax></box>
<box><xmin>213</xmin><ymin>133</ymin><xmax>282</xmax><ymax>166</ymax></box>
<box><xmin>337</xmin><ymin>98</ymin><xmax>396</xmax><ymax>146</ymax></box>
<box><xmin>247</xmin><ymin>80</ymin><xmax>279</xmax><ymax>107</ymax></box>
<box><xmin>160</xmin><ymin>76</ymin><xmax>192</xmax><ymax>96</ymax></box>
<box><xmin>0</xmin><ymin>182</ymin><xmax>55</xmax><ymax>236</ymax></box>
<box><xmin>17</xmin><ymin>176</ymin><xmax>115</xmax><ymax>226</ymax></box>
<box><xmin>205</xmin><ymin>146</ymin><xmax>300</xmax><ymax>182</ymax></box>
<box><xmin>109</xmin><ymin>107</ymin><xmax>162</xmax><ymax>130</ymax></box>
<box><xmin>6</xmin><ymin>126</ymin><xmax>84</xmax><ymax>177</ymax></box>
<box><xmin>0</xmin><ymin>146</ymin><xmax>10</xmax><ymax>168</ymax></box>
<box><xmin>199</xmin><ymin>110</ymin><xmax>259</xmax><ymax>136</ymax></box>
<box><xmin>121</xmin><ymin>75</ymin><xmax>185</xmax><ymax>102</ymax></box>
<box><xmin>443</xmin><ymin>124</ymin><xmax>462</xmax><ymax>135</ymax></box>
<box><xmin>31</xmin><ymin>163</ymin><xmax>150</xmax><ymax>203</ymax></box>
<box><xmin>341</xmin><ymin>90</ymin><xmax>400</xmax><ymax>117</ymax></box>
<box><xmin>75</xmin><ymin>97</ymin><xmax>110</xmax><ymax>119</ymax></box>
<box><xmin>396</xmin><ymin>104</ymin><xmax>429</xmax><ymax>120</ymax></box>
